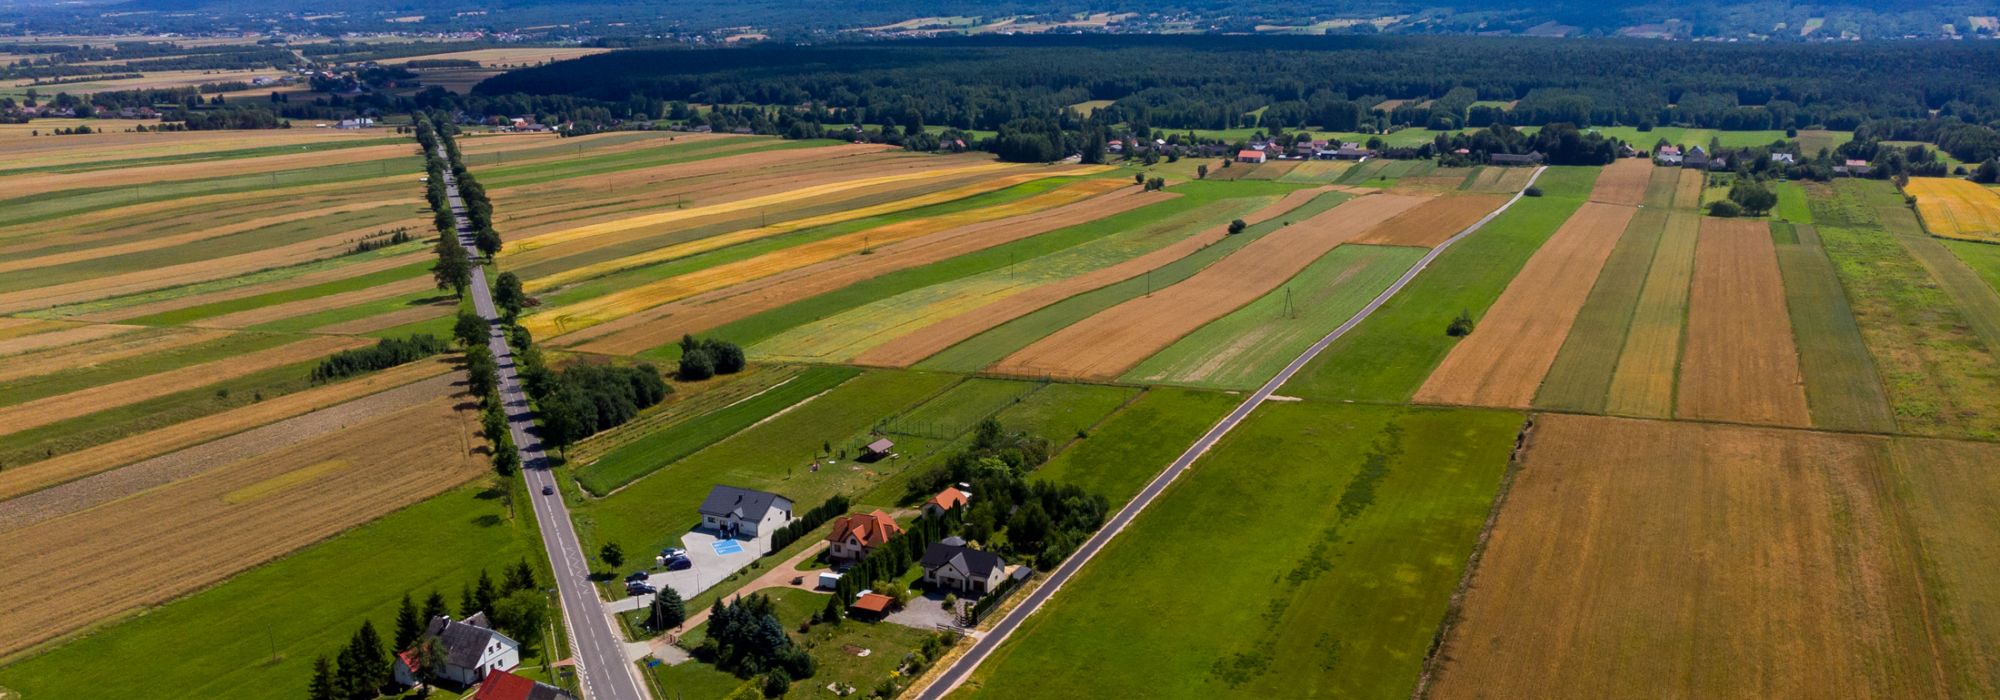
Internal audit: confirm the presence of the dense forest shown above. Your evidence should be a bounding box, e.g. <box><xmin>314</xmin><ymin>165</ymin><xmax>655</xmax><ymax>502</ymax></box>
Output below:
<box><xmin>483</xmin><ymin>35</ymin><xmax>2000</xmax><ymax>133</ymax></box>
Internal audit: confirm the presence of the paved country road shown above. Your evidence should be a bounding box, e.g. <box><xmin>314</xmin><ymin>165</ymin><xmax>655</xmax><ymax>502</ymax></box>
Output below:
<box><xmin>915</xmin><ymin>167</ymin><xmax>1549</xmax><ymax>699</ymax></box>
<box><xmin>440</xmin><ymin>148</ymin><xmax>652</xmax><ymax>700</ymax></box>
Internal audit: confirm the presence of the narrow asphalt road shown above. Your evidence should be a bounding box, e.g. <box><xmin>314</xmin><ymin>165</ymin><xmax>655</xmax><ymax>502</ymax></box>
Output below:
<box><xmin>439</xmin><ymin>149</ymin><xmax>651</xmax><ymax>700</ymax></box>
<box><xmin>916</xmin><ymin>167</ymin><xmax>1548</xmax><ymax>698</ymax></box>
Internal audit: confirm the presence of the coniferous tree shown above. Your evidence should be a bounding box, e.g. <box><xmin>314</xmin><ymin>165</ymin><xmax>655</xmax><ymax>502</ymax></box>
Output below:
<box><xmin>394</xmin><ymin>594</ymin><xmax>422</xmax><ymax>650</ymax></box>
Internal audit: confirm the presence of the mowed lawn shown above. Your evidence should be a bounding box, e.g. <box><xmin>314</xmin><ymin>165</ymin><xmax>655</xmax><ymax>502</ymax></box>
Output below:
<box><xmin>0</xmin><ymin>482</ymin><xmax>545</xmax><ymax>700</ymax></box>
<box><xmin>1288</xmin><ymin>166</ymin><xmax>1599</xmax><ymax>402</ymax></box>
<box><xmin>962</xmin><ymin>401</ymin><xmax>1522</xmax><ymax>698</ymax></box>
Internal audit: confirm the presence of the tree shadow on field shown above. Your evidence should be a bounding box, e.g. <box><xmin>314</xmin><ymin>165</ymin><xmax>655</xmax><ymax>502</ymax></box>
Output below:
<box><xmin>475</xmin><ymin>486</ymin><xmax>507</xmax><ymax>500</ymax></box>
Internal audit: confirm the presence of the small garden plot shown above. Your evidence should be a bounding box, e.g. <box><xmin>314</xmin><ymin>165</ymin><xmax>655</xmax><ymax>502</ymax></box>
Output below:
<box><xmin>964</xmin><ymin>402</ymin><xmax>1521</xmax><ymax>698</ymax></box>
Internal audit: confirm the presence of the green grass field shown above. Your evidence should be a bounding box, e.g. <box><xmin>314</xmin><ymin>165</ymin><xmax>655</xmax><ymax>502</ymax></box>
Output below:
<box><xmin>1776</xmin><ymin>224</ymin><xmax>1897</xmax><ymax>432</ymax></box>
<box><xmin>1287</xmin><ymin>166</ymin><xmax>1599</xmax><ymax>402</ymax></box>
<box><xmin>569</xmin><ymin>369</ymin><xmax>958</xmax><ymax>560</ymax></box>
<box><xmin>0</xmin><ymin>481</ymin><xmax>546</xmax><ymax>700</ymax></box>
<box><xmin>27</xmin><ymin>244</ymin><xmax>428</xmax><ymax>321</ymax></box>
<box><xmin>122</xmin><ymin>260</ymin><xmax>432</xmax><ymax>327</ymax></box>
<box><xmin>1533</xmin><ymin>208</ymin><xmax>1662</xmax><ymax>413</ymax></box>
<box><xmin>574</xmin><ymin>366</ymin><xmax>862</xmax><ymax>495</ymax></box>
<box><xmin>962</xmin><ymin>401</ymin><xmax>1521</xmax><ymax>698</ymax></box>
<box><xmin>1775</xmin><ymin>181</ymin><xmax>1814</xmax><ymax>223</ymax></box>
<box><xmin>914</xmin><ymin>182</ymin><xmax>1327</xmax><ymax>372</ymax></box>
<box><xmin>0</xmin><ymin>156</ymin><xmax>423</xmax><ymax>230</ymax></box>
<box><xmin>1034</xmin><ymin>387</ymin><xmax>1240</xmax><ymax>503</ymax></box>
<box><xmin>1812</xmin><ymin>181</ymin><xmax>2000</xmax><ymax>439</ymax></box>
<box><xmin>1123</xmin><ymin>244</ymin><xmax>1424</xmax><ymax>389</ymax></box>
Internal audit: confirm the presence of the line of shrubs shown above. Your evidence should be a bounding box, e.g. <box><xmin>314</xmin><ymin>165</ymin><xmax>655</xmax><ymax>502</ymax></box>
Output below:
<box><xmin>310</xmin><ymin>334</ymin><xmax>449</xmax><ymax>384</ymax></box>
<box><xmin>767</xmin><ymin>494</ymin><xmax>851</xmax><ymax>553</ymax></box>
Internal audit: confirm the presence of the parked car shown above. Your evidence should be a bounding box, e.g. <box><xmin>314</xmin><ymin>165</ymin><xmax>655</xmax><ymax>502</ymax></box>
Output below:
<box><xmin>625</xmin><ymin>571</ymin><xmax>650</xmax><ymax>583</ymax></box>
<box><xmin>665</xmin><ymin>556</ymin><xmax>692</xmax><ymax>571</ymax></box>
<box><xmin>626</xmin><ymin>582</ymin><xmax>656</xmax><ymax>595</ymax></box>
<box><xmin>541</xmin><ymin>485</ymin><xmax>555</xmax><ymax>495</ymax></box>
<box><xmin>659</xmin><ymin>547</ymin><xmax>685</xmax><ymax>560</ymax></box>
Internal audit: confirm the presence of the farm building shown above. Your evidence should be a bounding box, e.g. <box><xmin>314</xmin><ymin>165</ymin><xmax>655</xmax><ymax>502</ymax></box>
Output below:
<box><xmin>1324</xmin><ymin>142</ymin><xmax>1376</xmax><ymax>160</ymax></box>
<box><xmin>861</xmin><ymin>438</ymin><xmax>895</xmax><ymax>461</ymax></box>
<box><xmin>923</xmin><ymin>485</ymin><xmax>972</xmax><ymax>518</ymax></box>
<box><xmin>473</xmin><ymin>669</ymin><xmax>574</xmax><ymax>700</ymax></box>
<box><xmin>1236</xmin><ymin>149</ymin><xmax>1268</xmax><ymax>164</ymax></box>
<box><xmin>393</xmin><ymin>613</ymin><xmax>521</xmax><ymax>688</ymax></box>
<box><xmin>921</xmin><ymin>541</ymin><xmax>1009</xmax><ymax>595</ymax></box>
<box><xmin>697</xmin><ymin>485</ymin><xmax>794</xmax><ymax>538</ymax></box>
<box><xmin>826</xmin><ymin>510</ymin><xmax>905</xmax><ymax>560</ymax></box>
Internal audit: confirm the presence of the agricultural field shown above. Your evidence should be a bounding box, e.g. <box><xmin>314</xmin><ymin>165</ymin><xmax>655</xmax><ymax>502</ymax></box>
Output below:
<box><xmin>961</xmin><ymin>401</ymin><xmax>1523</xmax><ymax>698</ymax></box>
<box><xmin>1906</xmin><ymin>176</ymin><xmax>2000</xmax><ymax>242</ymax></box>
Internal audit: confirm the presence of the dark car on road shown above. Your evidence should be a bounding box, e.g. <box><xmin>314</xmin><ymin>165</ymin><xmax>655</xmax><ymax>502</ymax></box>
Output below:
<box><xmin>541</xmin><ymin>485</ymin><xmax>555</xmax><ymax>495</ymax></box>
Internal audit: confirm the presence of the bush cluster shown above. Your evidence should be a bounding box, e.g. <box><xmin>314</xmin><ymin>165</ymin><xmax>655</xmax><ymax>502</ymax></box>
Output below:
<box><xmin>310</xmin><ymin>334</ymin><xmax>448</xmax><ymax>383</ymax></box>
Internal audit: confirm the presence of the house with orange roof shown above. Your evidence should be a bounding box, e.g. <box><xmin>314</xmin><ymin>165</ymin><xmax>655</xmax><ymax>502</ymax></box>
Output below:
<box><xmin>826</xmin><ymin>510</ymin><xmax>904</xmax><ymax>560</ymax></box>
<box><xmin>922</xmin><ymin>485</ymin><xmax>971</xmax><ymax>518</ymax></box>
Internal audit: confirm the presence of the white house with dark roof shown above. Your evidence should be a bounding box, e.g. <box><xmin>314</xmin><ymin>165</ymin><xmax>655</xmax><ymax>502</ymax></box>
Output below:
<box><xmin>393</xmin><ymin>613</ymin><xmax>521</xmax><ymax>687</ymax></box>
<box><xmin>697</xmin><ymin>485</ymin><xmax>793</xmax><ymax>538</ymax></box>
<box><xmin>920</xmin><ymin>541</ymin><xmax>1008</xmax><ymax>595</ymax></box>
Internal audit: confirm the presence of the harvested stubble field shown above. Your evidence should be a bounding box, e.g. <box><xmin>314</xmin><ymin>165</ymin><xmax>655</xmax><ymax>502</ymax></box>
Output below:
<box><xmin>0</xmin><ymin>128</ymin><xmax>389</xmax><ymax>173</ymax></box>
<box><xmin>72</xmin><ymin>251</ymin><xmax>429</xmax><ymax>323</ymax></box>
<box><xmin>1674</xmin><ymin>218</ymin><xmax>1810</xmax><ymax>427</ymax></box>
<box><xmin>1906</xmin><ymin>177</ymin><xmax>2000</xmax><ymax>242</ymax></box>
<box><xmin>1532</xmin><ymin>208</ymin><xmax>1663</xmax><ymax>413</ymax></box>
<box><xmin>0</xmin><ymin>393</ymin><xmax>482</xmax><ymax>658</ymax></box>
<box><xmin>0</xmin><ymin>142</ymin><xmax>416</xmax><ymax>201</ymax></box>
<box><xmin>0</xmin><ymin>198</ymin><xmax>421</xmax><ymax>277</ymax></box>
<box><xmin>1586</xmin><ymin>157</ymin><xmax>1653</xmax><ymax>206</ymax></box>
<box><xmin>557</xmin><ymin>183</ymin><xmax>1168</xmax><ymax>356</ymax></box>
<box><xmin>993</xmin><ymin>191</ymin><xmax>1427</xmax><ymax>380</ymax></box>
<box><xmin>1431</xmin><ymin>414</ymin><xmax>1990</xmax><ymax>699</ymax></box>
<box><xmin>1351</xmin><ymin>192</ymin><xmax>1507</xmax><ymax>247</ymax></box>
<box><xmin>868</xmin><ymin>184</ymin><xmax>1321</xmax><ymax>369</ymax></box>
<box><xmin>1414</xmin><ymin>200</ymin><xmax>1636</xmax><ymax>408</ymax></box>
<box><xmin>1275</xmin><ymin>159</ymin><xmax>1352</xmax><ymax>183</ymax></box>
<box><xmin>1461</xmin><ymin>165</ymin><xmax>1538</xmax><ymax>194</ymax></box>
<box><xmin>0</xmin><ymin>334</ymin><xmax>369</xmax><ymax>438</ymax></box>
<box><xmin>0</xmin><ymin>358</ymin><xmax>455</xmax><ymax>501</ymax></box>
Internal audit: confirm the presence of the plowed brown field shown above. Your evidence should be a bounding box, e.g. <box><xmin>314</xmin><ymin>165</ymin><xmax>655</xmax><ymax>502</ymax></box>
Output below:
<box><xmin>1351</xmin><ymin>193</ymin><xmax>1507</xmax><ymax>247</ymax></box>
<box><xmin>1431</xmin><ymin>414</ymin><xmax>1949</xmax><ymax>700</ymax></box>
<box><xmin>1675</xmin><ymin>218</ymin><xmax>1810</xmax><ymax>426</ymax></box>
<box><xmin>0</xmin><ymin>393</ymin><xmax>481</xmax><ymax>657</ymax></box>
<box><xmin>851</xmin><ymin>187</ymin><xmax>1332</xmax><ymax>367</ymax></box>
<box><xmin>1414</xmin><ymin>201</ymin><xmax>1636</xmax><ymax>408</ymax></box>
<box><xmin>991</xmin><ymin>192</ymin><xmax>1427</xmax><ymax>380</ymax></box>
<box><xmin>563</xmin><ymin>185</ymin><xmax>1172</xmax><ymax>355</ymax></box>
<box><xmin>0</xmin><ymin>335</ymin><xmax>370</xmax><ymax>437</ymax></box>
<box><xmin>1589</xmin><ymin>157</ymin><xmax>1654</xmax><ymax>206</ymax></box>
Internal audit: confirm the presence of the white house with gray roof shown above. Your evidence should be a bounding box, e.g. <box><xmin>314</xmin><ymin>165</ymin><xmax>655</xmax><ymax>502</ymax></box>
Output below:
<box><xmin>393</xmin><ymin>613</ymin><xmax>520</xmax><ymax>687</ymax></box>
<box><xmin>697</xmin><ymin>485</ymin><xmax>793</xmax><ymax>538</ymax></box>
<box><xmin>920</xmin><ymin>541</ymin><xmax>1008</xmax><ymax>595</ymax></box>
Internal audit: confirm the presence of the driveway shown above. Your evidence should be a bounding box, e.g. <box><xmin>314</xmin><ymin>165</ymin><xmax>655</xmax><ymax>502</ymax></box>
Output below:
<box><xmin>631</xmin><ymin>540</ymin><xmax>831</xmax><ymax>662</ymax></box>
<box><xmin>884</xmin><ymin>590</ymin><xmax>962</xmax><ymax>631</ymax></box>
<box><xmin>607</xmin><ymin>529</ymin><xmax>769</xmax><ymax>613</ymax></box>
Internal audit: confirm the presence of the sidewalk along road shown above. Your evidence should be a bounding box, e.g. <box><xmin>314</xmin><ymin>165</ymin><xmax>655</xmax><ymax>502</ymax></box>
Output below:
<box><xmin>439</xmin><ymin>146</ymin><xmax>652</xmax><ymax>700</ymax></box>
<box><xmin>915</xmin><ymin>167</ymin><xmax>1549</xmax><ymax>699</ymax></box>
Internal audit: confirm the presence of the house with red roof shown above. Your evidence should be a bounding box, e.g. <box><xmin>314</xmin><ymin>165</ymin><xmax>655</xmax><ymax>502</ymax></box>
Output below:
<box><xmin>473</xmin><ymin>668</ymin><xmax>574</xmax><ymax>700</ymax></box>
<box><xmin>1236</xmin><ymin>149</ymin><xmax>1267</xmax><ymax>164</ymax></box>
<box><xmin>826</xmin><ymin>510</ymin><xmax>904</xmax><ymax>560</ymax></box>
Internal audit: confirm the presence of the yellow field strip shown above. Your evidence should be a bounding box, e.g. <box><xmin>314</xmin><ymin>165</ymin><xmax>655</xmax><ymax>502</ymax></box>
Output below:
<box><xmin>526</xmin><ymin>170</ymin><xmax>1082</xmax><ymax>292</ymax></box>
<box><xmin>0</xmin><ymin>335</ymin><xmax>371</xmax><ymax>438</ymax></box>
<box><xmin>1907</xmin><ymin>177</ymin><xmax>2000</xmax><ymax>242</ymax></box>
<box><xmin>525</xmin><ymin>175</ymin><xmax>1120</xmax><ymax>339</ymax></box>
<box><xmin>500</xmin><ymin>161</ymin><xmax>1034</xmax><ymax>259</ymax></box>
<box><xmin>0</xmin><ymin>358</ymin><xmax>454</xmax><ymax>501</ymax></box>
